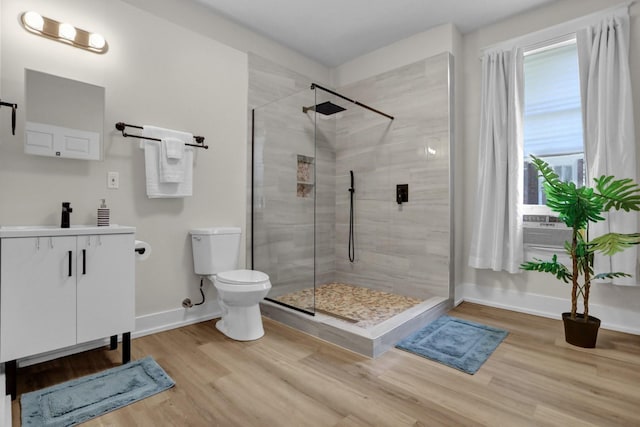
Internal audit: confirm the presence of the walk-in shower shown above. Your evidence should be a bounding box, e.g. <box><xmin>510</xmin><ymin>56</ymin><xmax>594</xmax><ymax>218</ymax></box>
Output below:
<box><xmin>251</xmin><ymin>54</ymin><xmax>454</xmax><ymax>356</ymax></box>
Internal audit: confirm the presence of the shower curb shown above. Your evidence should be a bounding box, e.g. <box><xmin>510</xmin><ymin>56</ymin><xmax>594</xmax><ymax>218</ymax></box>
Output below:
<box><xmin>261</xmin><ymin>297</ymin><xmax>452</xmax><ymax>357</ymax></box>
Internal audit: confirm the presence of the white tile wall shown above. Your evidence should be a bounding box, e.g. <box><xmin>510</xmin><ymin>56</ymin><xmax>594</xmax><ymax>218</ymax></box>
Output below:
<box><xmin>334</xmin><ymin>54</ymin><xmax>452</xmax><ymax>300</ymax></box>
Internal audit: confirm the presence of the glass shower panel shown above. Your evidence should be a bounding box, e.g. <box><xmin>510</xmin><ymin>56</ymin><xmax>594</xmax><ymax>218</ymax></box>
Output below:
<box><xmin>252</xmin><ymin>88</ymin><xmax>317</xmax><ymax>314</ymax></box>
<box><xmin>310</xmin><ymin>89</ymin><xmax>341</xmax><ymax>291</ymax></box>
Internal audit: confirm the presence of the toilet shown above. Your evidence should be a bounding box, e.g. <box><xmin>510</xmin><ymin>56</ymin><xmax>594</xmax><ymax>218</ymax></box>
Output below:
<box><xmin>190</xmin><ymin>227</ymin><xmax>271</xmax><ymax>341</ymax></box>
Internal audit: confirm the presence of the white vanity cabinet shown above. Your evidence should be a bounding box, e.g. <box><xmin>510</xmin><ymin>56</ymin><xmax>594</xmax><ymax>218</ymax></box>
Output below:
<box><xmin>0</xmin><ymin>226</ymin><xmax>135</xmax><ymax>363</ymax></box>
<box><xmin>76</xmin><ymin>233</ymin><xmax>134</xmax><ymax>343</ymax></box>
<box><xmin>0</xmin><ymin>235</ymin><xmax>77</xmax><ymax>361</ymax></box>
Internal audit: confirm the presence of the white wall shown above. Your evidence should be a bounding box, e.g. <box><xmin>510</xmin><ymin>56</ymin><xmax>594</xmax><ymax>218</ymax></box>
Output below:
<box><xmin>332</xmin><ymin>23</ymin><xmax>458</xmax><ymax>87</ymax></box>
<box><xmin>460</xmin><ymin>0</ymin><xmax>640</xmax><ymax>333</ymax></box>
<box><xmin>0</xmin><ymin>0</ymin><xmax>249</xmax><ymax>322</ymax></box>
<box><xmin>121</xmin><ymin>0</ymin><xmax>331</xmax><ymax>86</ymax></box>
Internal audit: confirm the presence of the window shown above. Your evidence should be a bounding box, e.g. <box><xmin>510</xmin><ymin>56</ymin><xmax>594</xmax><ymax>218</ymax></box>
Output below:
<box><xmin>522</xmin><ymin>38</ymin><xmax>585</xmax><ymax>214</ymax></box>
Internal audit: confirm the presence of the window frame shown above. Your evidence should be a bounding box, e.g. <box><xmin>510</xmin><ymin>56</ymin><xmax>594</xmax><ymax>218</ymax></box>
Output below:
<box><xmin>521</xmin><ymin>34</ymin><xmax>584</xmax><ymax>220</ymax></box>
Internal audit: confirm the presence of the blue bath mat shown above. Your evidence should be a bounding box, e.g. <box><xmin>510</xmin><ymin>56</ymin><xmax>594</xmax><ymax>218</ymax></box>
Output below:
<box><xmin>21</xmin><ymin>356</ymin><xmax>174</xmax><ymax>426</ymax></box>
<box><xmin>396</xmin><ymin>315</ymin><xmax>508</xmax><ymax>374</ymax></box>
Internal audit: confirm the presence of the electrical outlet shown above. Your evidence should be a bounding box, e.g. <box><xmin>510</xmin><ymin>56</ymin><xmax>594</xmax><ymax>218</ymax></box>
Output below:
<box><xmin>107</xmin><ymin>171</ymin><xmax>119</xmax><ymax>189</ymax></box>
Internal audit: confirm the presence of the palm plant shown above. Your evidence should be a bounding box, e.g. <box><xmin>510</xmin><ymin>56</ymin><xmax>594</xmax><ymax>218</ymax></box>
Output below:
<box><xmin>521</xmin><ymin>155</ymin><xmax>640</xmax><ymax>322</ymax></box>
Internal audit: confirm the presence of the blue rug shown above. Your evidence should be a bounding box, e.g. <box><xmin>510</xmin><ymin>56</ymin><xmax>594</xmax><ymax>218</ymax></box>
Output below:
<box><xmin>396</xmin><ymin>315</ymin><xmax>508</xmax><ymax>374</ymax></box>
<box><xmin>21</xmin><ymin>356</ymin><xmax>174</xmax><ymax>426</ymax></box>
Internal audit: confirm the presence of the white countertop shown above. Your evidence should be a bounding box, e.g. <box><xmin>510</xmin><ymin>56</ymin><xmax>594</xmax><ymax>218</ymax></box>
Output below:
<box><xmin>0</xmin><ymin>225</ymin><xmax>136</xmax><ymax>238</ymax></box>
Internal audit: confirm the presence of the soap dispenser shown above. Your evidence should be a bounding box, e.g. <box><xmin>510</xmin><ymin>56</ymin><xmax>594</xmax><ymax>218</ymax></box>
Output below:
<box><xmin>97</xmin><ymin>199</ymin><xmax>110</xmax><ymax>226</ymax></box>
<box><xmin>61</xmin><ymin>202</ymin><xmax>72</xmax><ymax>228</ymax></box>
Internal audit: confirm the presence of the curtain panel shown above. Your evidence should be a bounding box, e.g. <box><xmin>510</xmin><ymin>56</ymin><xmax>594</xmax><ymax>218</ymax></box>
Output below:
<box><xmin>577</xmin><ymin>9</ymin><xmax>638</xmax><ymax>285</ymax></box>
<box><xmin>468</xmin><ymin>48</ymin><xmax>524</xmax><ymax>274</ymax></box>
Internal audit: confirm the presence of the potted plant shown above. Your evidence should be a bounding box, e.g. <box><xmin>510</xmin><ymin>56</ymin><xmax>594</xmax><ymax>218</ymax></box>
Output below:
<box><xmin>521</xmin><ymin>156</ymin><xmax>640</xmax><ymax>348</ymax></box>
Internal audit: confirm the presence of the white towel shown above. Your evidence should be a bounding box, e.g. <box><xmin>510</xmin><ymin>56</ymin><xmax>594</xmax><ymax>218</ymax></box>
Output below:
<box><xmin>142</xmin><ymin>126</ymin><xmax>194</xmax><ymax>198</ymax></box>
<box><xmin>160</xmin><ymin>137</ymin><xmax>186</xmax><ymax>183</ymax></box>
<box><xmin>163</xmin><ymin>137</ymin><xmax>184</xmax><ymax>160</ymax></box>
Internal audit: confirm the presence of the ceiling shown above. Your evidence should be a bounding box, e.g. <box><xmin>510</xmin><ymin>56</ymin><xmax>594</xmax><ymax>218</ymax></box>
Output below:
<box><xmin>194</xmin><ymin>0</ymin><xmax>558</xmax><ymax>67</ymax></box>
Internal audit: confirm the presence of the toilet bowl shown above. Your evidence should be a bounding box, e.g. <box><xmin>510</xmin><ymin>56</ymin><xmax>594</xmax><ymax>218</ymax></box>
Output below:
<box><xmin>210</xmin><ymin>269</ymin><xmax>271</xmax><ymax>341</ymax></box>
<box><xmin>190</xmin><ymin>227</ymin><xmax>271</xmax><ymax>341</ymax></box>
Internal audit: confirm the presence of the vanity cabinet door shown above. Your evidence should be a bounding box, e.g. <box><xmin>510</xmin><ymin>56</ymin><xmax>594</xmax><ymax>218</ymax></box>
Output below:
<box><xmin>0</xmin><ymin>236</ymin><xmax>77</xmax><ymax>362</ymax></box>
<box><xmin>76</xmin><ymin>234</ymin><xmax>134</xmax><ymax>343</ymax></box>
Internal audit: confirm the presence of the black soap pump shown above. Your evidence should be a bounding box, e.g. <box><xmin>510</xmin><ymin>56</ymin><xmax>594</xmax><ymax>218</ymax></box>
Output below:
<box><xmin>61</xmin><ymin>202</ymin><xmax>72</xmax><ymax>228</ymax></box>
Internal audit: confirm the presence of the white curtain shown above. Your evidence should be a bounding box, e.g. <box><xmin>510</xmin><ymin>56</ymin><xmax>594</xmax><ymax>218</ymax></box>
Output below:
<box><xmin>469</xmin><ymin>48</ymin><xmax>524</xmax><ymax>274</ymax></box>
<box><xmin>577</xmin><ymin>8</ymin><xmax>638</xmax><ymax>285</ymax></box>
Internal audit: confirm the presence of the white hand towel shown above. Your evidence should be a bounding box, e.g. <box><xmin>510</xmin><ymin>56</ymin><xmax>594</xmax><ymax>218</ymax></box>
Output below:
<box><xmin>164</xmin><ymin>137</ymin><xmax>184</xmax><ymax>160</ymax></box>
<box><xmin>142</xmin><ymin>126</ymin><xmax>194</xmax><ymax>198</ymax></box>
<box><xmin>160</xmin><ymin>137</ymin><xmax>186</xmax><ymax>183</ymax></box>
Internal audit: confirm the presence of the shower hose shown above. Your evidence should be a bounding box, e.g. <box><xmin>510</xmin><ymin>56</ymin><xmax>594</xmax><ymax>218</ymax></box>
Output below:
<box><xmin>349</xmin><ymin>170</ymin><xmax>355</xmax><ymax>263</ymax></box>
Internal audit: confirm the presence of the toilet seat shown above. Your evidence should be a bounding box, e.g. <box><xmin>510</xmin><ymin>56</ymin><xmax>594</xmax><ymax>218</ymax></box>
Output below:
<box><xmin>217</xmin><ymin>269</ymin><xmax>269</xmax><ymax>285</ymax></box>
<box><xmin>214</xmin><ymin>269</ymin><xmax>271</xmax><ymax>292</ymax></box>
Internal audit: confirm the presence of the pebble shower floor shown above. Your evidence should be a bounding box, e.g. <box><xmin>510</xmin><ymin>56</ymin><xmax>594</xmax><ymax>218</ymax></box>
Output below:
<box><xmin>274</xmin><ymin>282</ymin><xmax>423</xmax><ymax>328</ymax></box>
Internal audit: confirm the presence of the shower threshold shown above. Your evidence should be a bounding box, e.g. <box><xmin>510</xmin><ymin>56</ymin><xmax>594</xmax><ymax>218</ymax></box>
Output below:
<box><xmin>260</xmin><ymin>295</ymin><xmax>451</xmax><ymax>357</ymax></box>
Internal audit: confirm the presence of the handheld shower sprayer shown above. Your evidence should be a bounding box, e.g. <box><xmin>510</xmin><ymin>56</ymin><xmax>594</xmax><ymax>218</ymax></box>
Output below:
<box><xmin>348</xmin><ymin>170</ymin><xmax>355</xmax><ymax>263</ymax></box>
<box><xmin>349</xmin><ymin>170</ymin><xmax>355</xmax><ymax>193</ymax></box>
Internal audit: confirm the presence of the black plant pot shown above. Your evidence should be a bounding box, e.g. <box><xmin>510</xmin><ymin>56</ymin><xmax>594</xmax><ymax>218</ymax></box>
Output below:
<box><xmin>562</xmin><ymin>312</ymin><xmax>601</xmax><ymax>348</ymax></box>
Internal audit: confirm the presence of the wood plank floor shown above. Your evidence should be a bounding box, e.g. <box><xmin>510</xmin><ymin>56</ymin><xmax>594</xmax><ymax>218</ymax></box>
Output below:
<box><xmin>11</xmin><ymin>302</ymin><xmax>640</xmax><ymax>426</ymax></box>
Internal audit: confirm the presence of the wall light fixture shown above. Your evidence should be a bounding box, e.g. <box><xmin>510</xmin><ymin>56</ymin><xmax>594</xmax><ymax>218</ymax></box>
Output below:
<box><xmin>20</xmin><ymin>11</ymin><xmax>108</xmax><ymax>54</ymax></box>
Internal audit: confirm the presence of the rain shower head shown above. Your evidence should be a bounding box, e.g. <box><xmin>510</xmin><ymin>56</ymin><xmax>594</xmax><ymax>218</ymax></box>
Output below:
<box><xmin>302</xmin><ymin>101</ymin><xmax>346</xmax><ymax>116</ymax></box>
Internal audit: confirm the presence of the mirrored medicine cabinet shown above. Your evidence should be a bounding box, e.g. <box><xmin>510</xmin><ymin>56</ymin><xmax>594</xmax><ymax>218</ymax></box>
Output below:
<box><xmin>24</xmin><ymin>69</ymin><xmax>105</xmax><ymax>160</ymax></box>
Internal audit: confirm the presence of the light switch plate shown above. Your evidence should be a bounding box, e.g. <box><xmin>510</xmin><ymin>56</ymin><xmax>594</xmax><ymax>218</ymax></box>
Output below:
<box><xmin>107</xmin><ymin>171</ymin><xmax>119</xmax><ymax>189</ymax></box>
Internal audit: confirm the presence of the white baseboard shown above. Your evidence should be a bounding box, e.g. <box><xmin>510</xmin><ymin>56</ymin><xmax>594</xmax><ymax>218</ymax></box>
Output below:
<box><xmin>460</xmin><ymin>282</ymin><xmax>640</xmax><ymax>335</ymax></box>
<box><xmin>17</xmin><ymin>300</ymin><xmax>222</xmax><ymax>367</ymax></box>
<box><xmin>0</xmin><ymin>369</ymin><xmax>8</xmax><ymax>427</ymax></box>
<box><xmin>2</xmin><ymin>395</ymin><xmax>9</xmax><ymax>427</ymax></box>
<box><xmin>134</xmin><ymin>300</ymin><xmax>222</xmax><ymax>339</ymax></box>
<box><xmin>454</xmin><ymin>284</ymin><xmax>465</xmax><ymax>307</ymax></box>
<box><xmin>0</xmin><ymin>373</ymin><xmax>4</xmax><ymax>425</ymax></box>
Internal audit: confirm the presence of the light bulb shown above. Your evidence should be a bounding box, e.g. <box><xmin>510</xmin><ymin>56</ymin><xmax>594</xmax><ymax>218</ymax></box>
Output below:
<box><xmin>23</xmin><ymin>11</ymin><xmax>44</xmax><ymax>31</ymax></box>
<box><xmin>88</xmin><ymin>33</ymin><xmax>105</xmax><ymax>49</ymax></box>
<box><xmin>58</xmin><ymin>23</ymin><xmax>76</xmax><ymax>41</ymax></box>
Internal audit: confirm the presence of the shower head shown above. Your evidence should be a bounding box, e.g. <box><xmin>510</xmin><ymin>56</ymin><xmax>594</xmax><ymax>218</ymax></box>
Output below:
<box><xmin>302</xmin><ymin>101</ymin><xmax>346</xmax><ymax>116</ymax></box>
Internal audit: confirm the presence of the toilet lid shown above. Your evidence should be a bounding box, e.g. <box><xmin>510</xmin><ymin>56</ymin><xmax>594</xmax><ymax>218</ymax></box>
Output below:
<box><xmin>216</xmin><ymin>269</ymin><xmax>270</xmax><ymax>285</ymax></box>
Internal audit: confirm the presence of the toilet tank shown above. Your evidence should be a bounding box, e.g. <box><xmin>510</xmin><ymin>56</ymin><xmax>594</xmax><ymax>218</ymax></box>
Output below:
<box><xmin>190</xmin><ymin>227</ymin><xmax>241</xmax><ymax>275</ymax></box>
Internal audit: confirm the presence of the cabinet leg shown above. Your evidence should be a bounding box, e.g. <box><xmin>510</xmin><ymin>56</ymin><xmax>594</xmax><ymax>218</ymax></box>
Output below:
<box><xmin>110</xmin><ymin>335</ymin><xmax>118</xmax><ymax>350</ymax></box>
<box><xmin>6</xmin><ymin>360</ymin><xmax>17</xmax><ymax>401</ymax></box>
<box><xmin>123</xmin><ymin>332</ymin><xmax>131</xmax><ymax>364</ymax></box>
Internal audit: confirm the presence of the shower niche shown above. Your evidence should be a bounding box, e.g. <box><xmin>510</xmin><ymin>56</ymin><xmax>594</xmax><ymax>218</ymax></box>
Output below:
<box><xmin>296</xmin><ymin>154</ymin><xmax>314</xmax><ymax>198</ymax></box>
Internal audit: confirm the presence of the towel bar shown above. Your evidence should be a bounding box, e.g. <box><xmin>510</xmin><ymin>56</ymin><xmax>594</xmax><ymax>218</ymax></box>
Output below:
<box><xmin>0</xmin><ymin>100</ymin><xmax>18</xmax><ymax>135</ymax></box>
<box><xmin>115</xmin><ymin>122</ymin><xmax>208</xmax><ymax>149</ymax></box>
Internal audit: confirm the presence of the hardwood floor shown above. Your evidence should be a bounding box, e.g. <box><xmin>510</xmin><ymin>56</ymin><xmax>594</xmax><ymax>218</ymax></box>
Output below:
<box><xmin>11</xmin><ymin>303</ymin><xmax>640</xmax><ymax>426</ymax></box>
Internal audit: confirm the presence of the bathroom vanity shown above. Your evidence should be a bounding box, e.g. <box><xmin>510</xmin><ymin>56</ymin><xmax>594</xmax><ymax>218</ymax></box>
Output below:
<box><xmin>0</xmin><ymin>225</ymin><xmax>135</xmax><ymax>399</ymax></box>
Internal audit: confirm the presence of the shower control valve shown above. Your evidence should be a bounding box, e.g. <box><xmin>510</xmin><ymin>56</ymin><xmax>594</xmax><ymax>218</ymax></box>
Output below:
<box><xmin>396</xmin><ymin>184</ymin><xmax>409</xmax><ymax>205</ymax></box>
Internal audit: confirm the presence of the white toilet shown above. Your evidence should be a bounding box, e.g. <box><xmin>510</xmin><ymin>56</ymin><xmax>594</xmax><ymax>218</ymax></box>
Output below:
<box><xmin>190</xmin><ymin>227</ymin><xmax>271</xmax><ymax>341</ymax></box>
